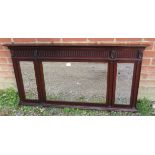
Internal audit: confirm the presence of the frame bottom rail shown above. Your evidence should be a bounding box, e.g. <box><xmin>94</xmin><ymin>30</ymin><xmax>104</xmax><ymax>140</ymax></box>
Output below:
<box><xmin>19</xmin><ymin>101</ymin><xmax>137</xmax><ymax>112</ymax></box>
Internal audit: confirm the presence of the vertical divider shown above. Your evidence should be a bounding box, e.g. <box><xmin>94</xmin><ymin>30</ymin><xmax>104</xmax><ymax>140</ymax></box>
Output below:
<box><xmin>12</xmin><ymin>58</ymin><xmax>26</xmax><ymax>102</ymax></box>
<box><xmin>131</xmin><ymin>60</ymin><xmax>142</xmax><ymax>108</ymax></box>
<box><xmin>111</xmin><ymin>62</ymin><xmax>117</xmax><ymax>107</ymax></box>
<box><xmin>107</xmin><ymin>60</ymin><xmax>115</xmax><ymax>107</ymax></box>
<box><xmin>33</xmin><ymin>52</ymin><xmax>46</xmax><ymax>103</ymax></box>
<box><xmin>107</xmin><ymin>61</ymin><xmax>112</xmax><ymax>106</ymax></box>
<box><xmin>129</xmin><ymin>62</ymin><xmax>137</xmax><ymax>108</ymax></box>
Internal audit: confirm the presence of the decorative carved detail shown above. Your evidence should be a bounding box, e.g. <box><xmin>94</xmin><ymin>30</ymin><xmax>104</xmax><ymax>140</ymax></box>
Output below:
<box><xmin>11</xmin><ymin>51</ymin><xmax>15</xmax><ymax>58</ymax></box>
<box><xmin>110</xmin><ymin>50</ymin><xmax>116</xmax><ymax>59</ymax></box>
<box><xmin>137</xmin><ymin>50</ymin><xmax>143</xmax><ymax>59</ymax></box>
<box><xmin>34</xmin><ymin>50</ymin><xmax>38</xmax><ymax>58</ymax></box>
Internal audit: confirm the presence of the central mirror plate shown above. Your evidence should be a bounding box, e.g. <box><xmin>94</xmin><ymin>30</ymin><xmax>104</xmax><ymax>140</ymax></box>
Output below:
<box><xmin>43</xmin><ymin>62</ymin><xmax>108</xmax><ymax>104</ymax></box>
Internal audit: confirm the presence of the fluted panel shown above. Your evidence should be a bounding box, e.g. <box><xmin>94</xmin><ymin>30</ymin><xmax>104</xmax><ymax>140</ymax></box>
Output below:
<box><xmin>38</xmin><ymin>47</ymin><xmax>109</xmax><ymax>58</ymax></box>
<box><xmin>11</xmin><ymin>46</ymin><xmax>143</xmax><ymax>60</ymax></box>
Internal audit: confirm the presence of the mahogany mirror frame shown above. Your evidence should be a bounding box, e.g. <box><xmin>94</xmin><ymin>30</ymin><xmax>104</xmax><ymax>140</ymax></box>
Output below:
<box><xmin>5</xmin><ymin>43</ymin><xmax>147</xmax><ymax>112</ymax></box>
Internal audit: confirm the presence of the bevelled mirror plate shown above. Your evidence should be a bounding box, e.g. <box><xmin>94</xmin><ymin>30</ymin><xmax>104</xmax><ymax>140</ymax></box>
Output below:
<box><xmin>20</xmin><ymin>61</ymin><xmax>38</xmax><ymax>100</ymax></box>
<box><xmin>115</xmin><ymin>63</ymin><xmax>134</xmax><ymax>105</ymax></box>
<box><xmin>43</xmin><ymin>62</ymin><xmax>108</xmax><ymax>103</ymax></box>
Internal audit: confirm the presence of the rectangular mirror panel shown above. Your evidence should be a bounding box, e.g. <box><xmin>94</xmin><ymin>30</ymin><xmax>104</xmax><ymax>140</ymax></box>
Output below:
<box><xmin>20</xmin><ymin>61</ymin><xmax>38</xmax><ymax>100</ymax></box>
<box><xmin>43</xmin><ymin>62</ymin><xmax>107</xmax><ymax>103</ymax></box>
<box><xmin>115</xmin><ymin>63</ymin><xmax>134</xmax><ymax>105</ymax></box>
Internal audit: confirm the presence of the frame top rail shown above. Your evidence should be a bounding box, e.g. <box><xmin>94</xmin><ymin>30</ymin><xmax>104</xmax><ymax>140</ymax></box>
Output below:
<box><xmin>4</xmin><ymin>42</ymin><xmax>149</xmax><ymax>48</ymax></box>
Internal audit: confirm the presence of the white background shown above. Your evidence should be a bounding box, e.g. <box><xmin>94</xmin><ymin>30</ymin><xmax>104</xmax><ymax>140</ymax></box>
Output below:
<box><xmin>0</xmin><ymin>0</ymin><xmax>155</xmax><ymax>37</ymax></box>
<box><xmin>0</xmin><ymin>0</ymin><xmax>155</xmax><ymax>155</ymax></box>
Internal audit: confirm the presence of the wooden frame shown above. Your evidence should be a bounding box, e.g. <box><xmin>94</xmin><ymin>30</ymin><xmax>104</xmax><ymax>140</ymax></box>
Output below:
<box><xmin>5</xmin><ymin>44</ymin><xmax>147</xmax><ymax>111</ymax></box>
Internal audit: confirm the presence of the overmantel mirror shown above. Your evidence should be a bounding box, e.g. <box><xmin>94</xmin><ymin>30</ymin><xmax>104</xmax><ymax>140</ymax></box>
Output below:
<box><xmin>5</xmin><ymin>43</ymin><xmax>147</xmax><ymax>111</ymax></box>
